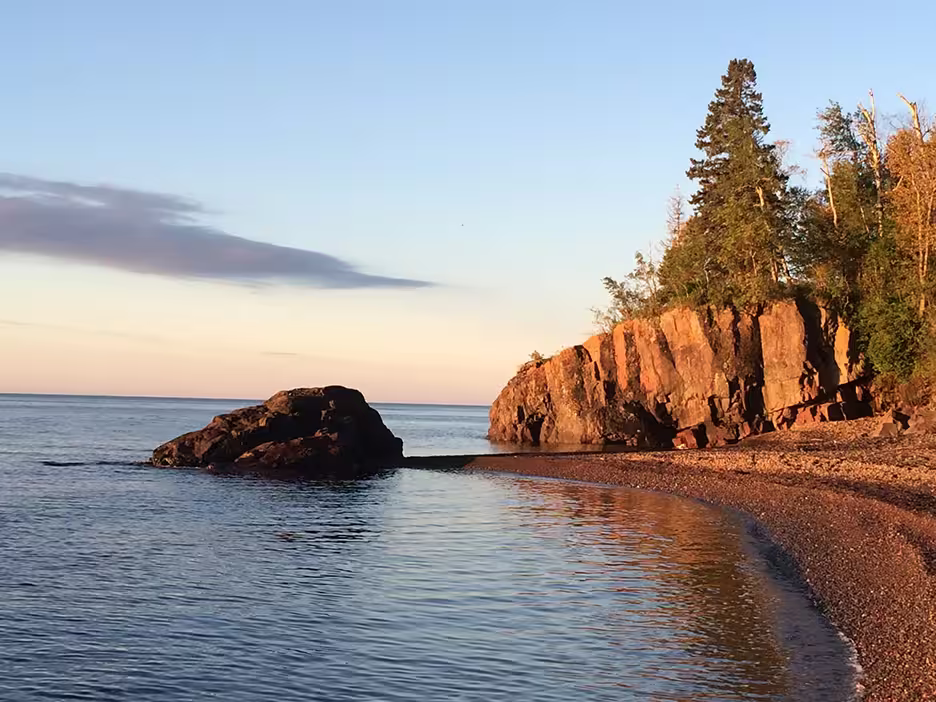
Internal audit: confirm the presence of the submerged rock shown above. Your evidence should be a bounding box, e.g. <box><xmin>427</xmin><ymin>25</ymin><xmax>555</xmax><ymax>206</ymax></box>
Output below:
<box><xmin>152</xmin><ymin>386</ymin><xmax>403</xmax><ymax>477</ymax></box>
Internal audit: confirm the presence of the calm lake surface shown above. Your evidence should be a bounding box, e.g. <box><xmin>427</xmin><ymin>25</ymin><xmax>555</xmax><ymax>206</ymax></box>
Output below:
<box><xmin>0</xmin><ymin>395</ymin><xmax>858</xmax><ymax>700</ymax></box>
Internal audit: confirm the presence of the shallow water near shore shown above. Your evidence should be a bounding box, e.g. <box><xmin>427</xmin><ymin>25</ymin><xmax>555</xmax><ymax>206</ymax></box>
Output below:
<box><xmin>0</xmin><ymin>394</ymin><xmax>858</xmax><ymax>700</ymax></box>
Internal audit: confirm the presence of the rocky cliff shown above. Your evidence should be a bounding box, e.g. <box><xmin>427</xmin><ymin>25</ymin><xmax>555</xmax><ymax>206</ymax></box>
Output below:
<box><xmin>489</xmin><ymin>299</ymin><xmax>871</xmax><ymax>448</ymax></box>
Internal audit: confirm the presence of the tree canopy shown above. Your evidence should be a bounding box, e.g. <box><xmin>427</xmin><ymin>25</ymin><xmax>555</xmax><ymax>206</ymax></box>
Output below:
<box><xmin>596</xmin><ymin>59</ymin><xmax>936</xmax><ymax>382</ymax></box>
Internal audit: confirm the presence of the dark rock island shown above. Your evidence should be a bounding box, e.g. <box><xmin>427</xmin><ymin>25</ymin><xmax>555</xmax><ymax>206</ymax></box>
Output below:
<box><xmin>152</xmin><ymin>386</ymin><xmax>403</xmax><ymax>477</ymax></box>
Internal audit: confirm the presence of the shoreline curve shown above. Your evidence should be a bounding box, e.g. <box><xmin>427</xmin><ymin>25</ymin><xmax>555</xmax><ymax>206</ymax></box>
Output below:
<box><xmin>409</xmin><ymin>419</ymin><xmax>936</xmax><ymax>701</ymax></box>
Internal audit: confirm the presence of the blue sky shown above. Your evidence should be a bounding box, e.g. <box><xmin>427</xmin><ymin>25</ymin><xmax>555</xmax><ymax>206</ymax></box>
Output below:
<box><xmin>1</xmin><ymin>0</ymin><xmax>934</xmax><ymax>403</ymax></box>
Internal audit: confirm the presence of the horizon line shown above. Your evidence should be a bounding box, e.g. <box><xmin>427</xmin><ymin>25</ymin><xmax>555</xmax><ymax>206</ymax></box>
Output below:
<box><xmin>0</xmin><ymin>391</ymin><xmax>490</xmax><ymax>408</ymax></box>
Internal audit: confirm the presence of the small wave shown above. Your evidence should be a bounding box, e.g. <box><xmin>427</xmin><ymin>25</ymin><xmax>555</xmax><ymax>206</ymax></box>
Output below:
<box><xmin>40</xmin><ymin>460</ymin><xmax>146</xmax><ymax>467</ymax></box>
<box><xmin>738</xmin><ymin>514</ymin><xmax>865</xmax><ymax>701</ymax></box>
<box><xmin>839</xmin><ymin>630</ymin><xmax>867</xmax><ymax>700</ymax></box>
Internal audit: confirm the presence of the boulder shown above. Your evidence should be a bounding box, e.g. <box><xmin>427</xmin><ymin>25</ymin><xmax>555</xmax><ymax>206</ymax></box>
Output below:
<box><xmin>817</xmin><ymin>402</ymin><xmax>845</xmax><ymax>422</ymax></box>
<box><xmin>886</xmin><ymin>408</ymin><xmax>912</xmax><ymax>431</ymax></box>
<box><xmin>874</xmin><ymin>421</ymin><xmax>900</xmax><ymax>438</ymax></box>
<box><xmin>703</xmin><ymin>420</ymin><xmax>740</xmax><ymax>447</ymax></box>
<box><xmin>674</xmin><ymin>425</ymin><xmax>707</xmax><ymax>450</ymax></box>
<box><xmin>774</xmin><ymin>406</ymin><xmax>797</xmax><ymax>431</ymax></box>
<box><xmin>152</xmin><ymin>386</ymin><xmax>403</xmax><ymax>476</ymax></box>
<box><xmin>837</xmin><ymin>383</ymin><xmax>874</xmax><ymax>419</ymax></box>
<box><xmin>794</xmin><ymin>405</ymin><xmax>822</xmax><ymax>427</ymax></box>
<box><xmin>907</xmin><ymin>409</ymin><xmax>936</xmax><ymax>435</ymax></box>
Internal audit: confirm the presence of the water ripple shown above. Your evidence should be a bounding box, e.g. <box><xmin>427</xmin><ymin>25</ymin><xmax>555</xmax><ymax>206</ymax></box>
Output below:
<box><xmin>0</xmin><ymin>395</ymin><xmax>856</xmax><ymax>701</ymax></box>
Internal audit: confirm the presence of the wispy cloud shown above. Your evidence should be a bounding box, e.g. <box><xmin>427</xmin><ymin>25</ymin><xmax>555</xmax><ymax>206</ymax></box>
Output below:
<box><xmin>0</xmin><ymin>173</ymin><xmax>432</xmax><ymax>289</ymax></box>
<box><xmin>0</xmin><ymin>318</ymin><xmax>166</xmax><ymax>343</ymax></box>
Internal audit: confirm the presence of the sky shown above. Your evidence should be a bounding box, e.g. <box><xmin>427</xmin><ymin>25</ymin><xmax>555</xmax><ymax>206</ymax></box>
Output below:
<box><xmin>1</xmin><ymin>0</ymin><xmax>934</xmax><ymax>404</ymax></box>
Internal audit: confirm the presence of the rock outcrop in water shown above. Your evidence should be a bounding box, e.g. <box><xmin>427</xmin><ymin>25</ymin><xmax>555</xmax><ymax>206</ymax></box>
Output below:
<box><xmin>152</xmin><ymin>386</ymin><xmax>403</xmax><ymax>476</ymax></box>
<box><xmin>489</xmin><ymin>299</ymin><xmax>872</xmax><ymax>448</ymax></box>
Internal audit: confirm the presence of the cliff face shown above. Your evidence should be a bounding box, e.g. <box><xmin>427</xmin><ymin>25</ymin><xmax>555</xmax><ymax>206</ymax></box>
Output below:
<box><xmin>488</xmin><ymin>300</ymin><xmax>871</xmax><ymax>448</ymax></box>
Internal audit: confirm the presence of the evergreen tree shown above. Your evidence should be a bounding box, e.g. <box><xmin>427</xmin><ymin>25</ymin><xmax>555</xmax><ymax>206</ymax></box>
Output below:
<box><xmin>595</xmin><ymin>62</ymin><xmax>936</xmax><ymax>385</ymax></box>
<box><xmin>684</xmin><ymin>58</ymin><xmax>790</xmax><ymax>307</ymax></box>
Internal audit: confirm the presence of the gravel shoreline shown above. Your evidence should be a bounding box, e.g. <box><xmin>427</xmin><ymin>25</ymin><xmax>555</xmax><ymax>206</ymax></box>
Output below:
<box><xmin>466</xmin><ymin>419</ymin><xmax>936</xmax><ymax>701</ymax></box>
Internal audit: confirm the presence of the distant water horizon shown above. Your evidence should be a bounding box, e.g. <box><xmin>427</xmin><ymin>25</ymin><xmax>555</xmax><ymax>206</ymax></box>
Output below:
<box><xmin>0</xmin><ymin>392</ymin><xmax>496</xmax><ymax>457</ymax></box>
<box><xmin>0</xmin><ymin>391</ymin><xmax>489</xmax><ymax>409</ymax></box>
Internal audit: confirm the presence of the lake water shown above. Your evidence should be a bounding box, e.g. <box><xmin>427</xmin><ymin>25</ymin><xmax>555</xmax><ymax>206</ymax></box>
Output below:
<box><xmin>0</xmin><ymin>394</ymin><xmax>859</xmax><ymax>700</ymax></box>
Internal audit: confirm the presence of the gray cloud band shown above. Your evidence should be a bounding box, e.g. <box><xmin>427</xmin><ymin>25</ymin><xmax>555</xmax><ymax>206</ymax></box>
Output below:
<box><xmin>0</xmin><ymin>174</ymin><xmax>432</xmax><ymax>289</ymax></box>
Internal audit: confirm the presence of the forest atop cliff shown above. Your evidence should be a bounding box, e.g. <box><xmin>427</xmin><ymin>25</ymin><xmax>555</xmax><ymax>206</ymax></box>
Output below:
<box><xmin>597</xmin><ymin>59</ymin><xmax>935</xmax><ymax>389</ymax></box>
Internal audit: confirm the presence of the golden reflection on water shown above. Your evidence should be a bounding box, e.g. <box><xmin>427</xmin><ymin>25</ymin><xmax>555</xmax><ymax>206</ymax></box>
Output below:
<box><xmin>504</xmin><ymin>478</ymin><xmax>791</xmax><ymax>697</ymax></box>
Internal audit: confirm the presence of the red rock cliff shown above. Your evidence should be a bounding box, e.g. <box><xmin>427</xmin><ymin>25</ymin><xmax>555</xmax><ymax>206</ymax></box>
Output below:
<box><xmin>488</xmin><ymin>300</ymin><xmax>870</xmax><ymax>448</ymax></box>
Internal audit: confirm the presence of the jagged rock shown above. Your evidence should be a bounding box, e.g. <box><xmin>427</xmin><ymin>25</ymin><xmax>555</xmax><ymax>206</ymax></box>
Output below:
<box><xmin>152</xmin><ymin>386</ymin><xmax>403</xmax><ymax>476</ymax></box>
<box><xmin>837</xmin><ymin>384</ymin><xmax>874</xmax><ymax>420</ymax></box>
<box><xmin>739</xmin><ymin>418</ymin><xmax>761</xmax><ymax>439</ymax></box>
<box><xmin>675</xmin><ymin>425</ymin><xmax>707</xmax><ymax>449</ymax></box>
<box><xmin>819</xmin><ymin>402</ymin><xmax>845</xmax><ymax>422</ymax></box>
<box><xmin>871</xmin><ymin>376</ymin><xmax>932</xmax><ymax>413</ymax></box>
<box><xmin>886</xmin><ymin>408</ymin><xmax>912</xmax><ymax>431</ymax></box>
<box><xmin>774</xmin><ymin>406</ymin><xmax>797</xmax><ymax>431</ymax></box>
<box><xmin>489</xmin><ymin>300</ymin><xmax>871</xmax><ymax>449</ymax></box>
<box><xmin>760</xmin><ymin>302</ymin><xmax>814</xmax><ymax>413</ymax></box>
<box><xmin>795</xmin><ymin>405</ymin><xmax>822</xmax><ymax>426</ymax></box>
<box><xmin>874</xmin><ymin>421</ymin><xmax>900</xmax><ymax>438</ymax></box>
<box><xmin>907</xmin><ymin>409</ymin><xmax>936</xmax><ymax>435</ymax></box>
<box><xmin>487</xmin><ymin>360</ymin><xmax>550</xmax><ymax>444</ymax></box>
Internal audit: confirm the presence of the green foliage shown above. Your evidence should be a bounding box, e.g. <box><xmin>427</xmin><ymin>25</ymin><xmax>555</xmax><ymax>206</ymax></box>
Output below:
<box><xmin>594</xmin><ymin>59</ymin><xmax>936</xmax><ymax>384</ymax></box>
<box><xmin>861</xmin><ymin>297</ymin><xmax>922</xmax><ymax>380</ymax></box>
<box><xmin>656</xmin><ymin>216</ymin><xmax>732</xmax><ymax>307</ymax></box>
<box><xmin>787</xmin><ymin>102</ymin><xmax>879</xmax><ymax>318</ymax></box>
<box><xmin>817</xmin><ymin>102</ymin><xmax>866</xmax><ymax>164</ymax></box>
<box><xmin>678</xmin><ymin>58</ymin><xmax>792</xmax><ymax>308</ymax></box>
<box><xmin>854</xmin><ymin>234</ymin><xmax>919</xmax><ymax>379</ymax></box>
<box><xmin>592</xmin><ymin>252</ymin><xmax>661</xmax><ymax>331</ymax></box>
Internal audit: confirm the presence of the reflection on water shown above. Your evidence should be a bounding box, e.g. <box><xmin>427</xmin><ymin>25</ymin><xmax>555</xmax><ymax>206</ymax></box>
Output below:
<box><xmin>0</xmin><ymin>395</ymin><xmax>854</xmax><ymax>700</ymax></box>
<box><xmin>504</xmin><ymin>479</ymin><xmax>789</xmax><ymax>694</ymax></box>
<box><xmin>504</xmin><ymin>478</ymin><xmax>856</xmax><ymax>699</ymax></box>
<box><xmin>0</xmin><ymin>455</ymin><xmax>855</xmax><ymax>701</ymax></box>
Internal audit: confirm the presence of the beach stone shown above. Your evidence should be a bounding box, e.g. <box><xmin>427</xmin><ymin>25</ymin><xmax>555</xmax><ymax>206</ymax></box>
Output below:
<box><xmin>773</xmin><ymin>406</ymin><xmax>797</xmax><ymax>430</ymax></box>
<box><xmin>819</xmin><ymin>402</ymin><xmax>845</xmax><ymax>422</ymax></box>
<box><xmin>887</xmin><ymin>408</ymin><xmax>912</xmax><ymax>431</ymax></box>
<box><xmin>674</xmin><ymin>425</ymin><xmax>707</xmax><ymax>449</ymax></box>
<box><xmin>152</xmin><ymin>386</ymin><xmax>403</xmax><ymax>476</ymax></box>
<box><xmin>874</xmin><ymin>420</ymin><xmax>900</xmax><ymax>438</ymax></box>
<box><xmin>907</xmin><ymin>409</ymin><xmax>936</xmax><ymax>435</ymax></box>
<box><xmin>704</xmin><ymin>421</ymin><xmax>738</xmax><ymax>447</ymax></box>
<box><xmin>795</xmin><ymin>405</ymin><xmax>822</xmax><ymax>426</ymax></box>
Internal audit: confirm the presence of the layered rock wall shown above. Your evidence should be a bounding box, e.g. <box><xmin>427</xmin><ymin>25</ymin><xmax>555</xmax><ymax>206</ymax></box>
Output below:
<box><xmin>489</xmin><ymin>300</ymin><xmax>870</xmax><ymax>448</ymax></box>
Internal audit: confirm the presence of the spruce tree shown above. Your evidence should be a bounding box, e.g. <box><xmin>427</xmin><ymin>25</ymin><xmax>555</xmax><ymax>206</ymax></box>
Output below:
<box><xmin>686</xmin><ymin>58</ymin><xmax>790</xmax><ymax>307</ymax></box>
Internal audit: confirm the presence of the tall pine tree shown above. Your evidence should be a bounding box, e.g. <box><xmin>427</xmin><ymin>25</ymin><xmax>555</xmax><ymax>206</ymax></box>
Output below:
<box><xmin>686</xmin><ymin>58</ymin><xmax>790</xmax><ymax>307</ymax></box>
